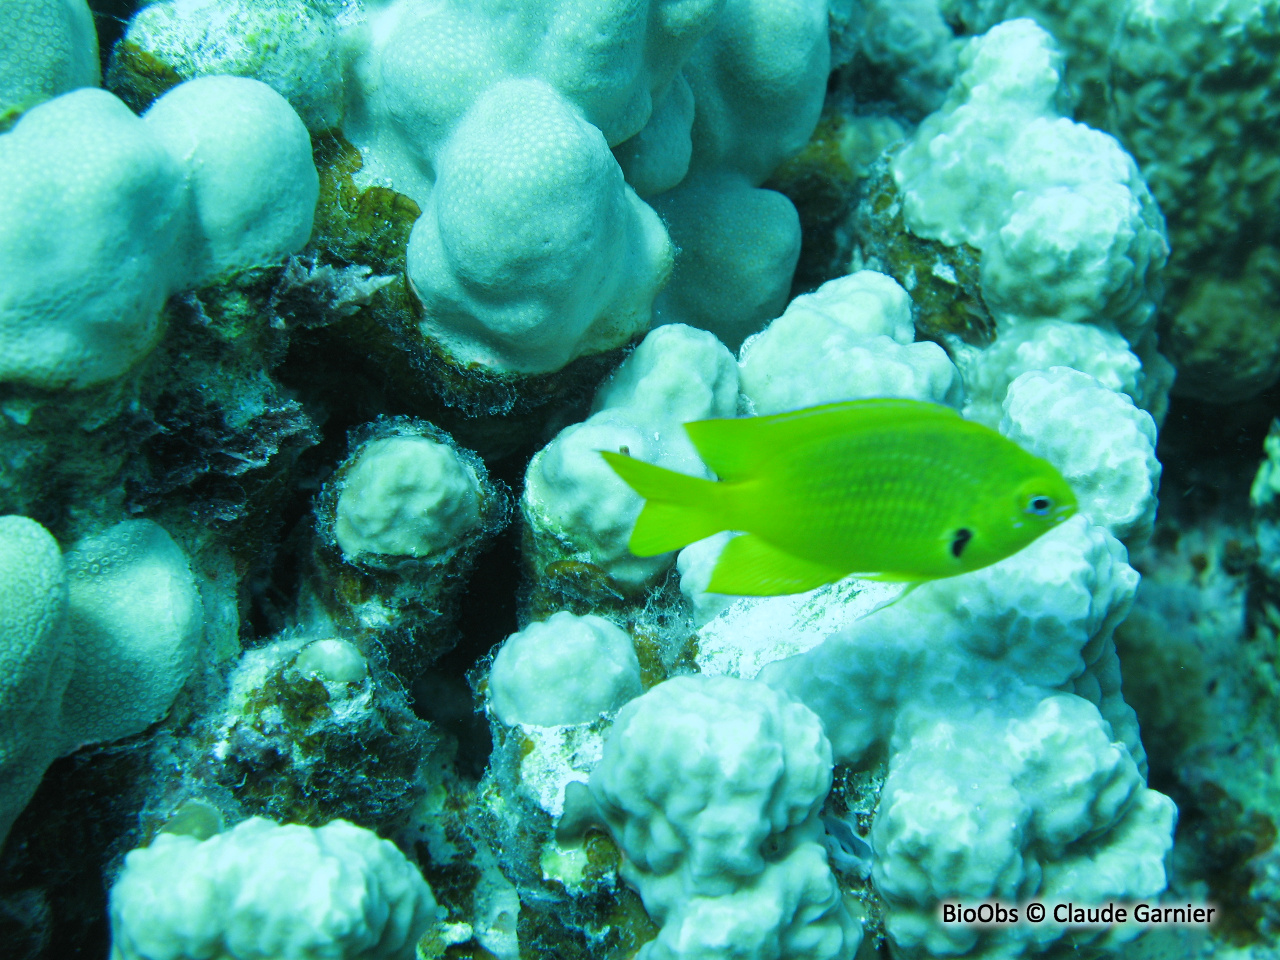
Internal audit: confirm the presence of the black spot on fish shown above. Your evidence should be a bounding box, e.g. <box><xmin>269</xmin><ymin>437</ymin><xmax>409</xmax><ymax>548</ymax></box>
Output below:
<box><xmin>951</xmin><ymin>528</ymin><xmax>973</xmax><ymax>558</ymax></box>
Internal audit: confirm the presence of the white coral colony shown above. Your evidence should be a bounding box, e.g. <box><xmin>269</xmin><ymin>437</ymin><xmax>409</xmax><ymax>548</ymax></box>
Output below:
<box><xmin>116</xmin><ymin>0</ymin><xmax>829</xmax><ymax>372</ymax></box>
<box><xmin>2</xmin><ymin>0</ymin><xmax>1253</xmax><ymax>956</ymax></box>
<box><xmin>334</xmin><ymin>435</ymin><xmax>482</xmax><ymax>560</ymax></box>
<box><xmin>0</xmin><ymin>76</ymin><xmax>317</xmax><ymax>388</ymax></box>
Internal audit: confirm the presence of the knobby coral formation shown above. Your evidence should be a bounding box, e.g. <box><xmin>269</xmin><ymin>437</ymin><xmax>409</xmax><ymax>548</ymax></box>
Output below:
<box><xmin>2</xmin><ymin>1</ymin><xmax>1277</xmax><ymax>959</ymax></box>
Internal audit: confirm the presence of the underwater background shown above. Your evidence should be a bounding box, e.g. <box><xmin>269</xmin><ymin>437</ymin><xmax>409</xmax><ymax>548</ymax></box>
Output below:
<box><xmin>2</xmin><ymin>0</ymin><xmax>1279</xmax><ymax>957</ymax></box>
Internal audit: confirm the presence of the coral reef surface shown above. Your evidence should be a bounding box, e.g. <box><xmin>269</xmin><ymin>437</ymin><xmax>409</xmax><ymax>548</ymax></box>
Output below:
<box><xmin>2</xmin><ymin>2</ymin><xmax>1278</xmax><ymax>960</ymax></box>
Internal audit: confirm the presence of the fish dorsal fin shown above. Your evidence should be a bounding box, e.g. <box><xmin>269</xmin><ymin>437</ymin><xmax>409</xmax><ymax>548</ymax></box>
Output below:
<box><xmin>685</xmin><ymin>398</ymin><xmax>962</xmax><ymax>481</ymax></box>
<box><xmin>707</xmin><ymin>533</ymin><xmax>847</xmax><ymax>596</ymax></box>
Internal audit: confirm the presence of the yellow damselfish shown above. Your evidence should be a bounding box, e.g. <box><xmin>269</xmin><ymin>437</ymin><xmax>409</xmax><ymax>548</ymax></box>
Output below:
<box><xmin>601</xmin><ymin>398</ymin><xmax>1077</xmax><ymax>596</ymax></box>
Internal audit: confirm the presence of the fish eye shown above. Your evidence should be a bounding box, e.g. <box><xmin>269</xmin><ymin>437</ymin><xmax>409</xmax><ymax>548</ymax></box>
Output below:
<box><xmin>1026</xmin><ymin>495</ymin><xmax>1053</xmax><ymax>516</ymax></box>
<box><xmin>950</xmin><ymin>528</ymin><xmax>973</xmax><ymax>558</ymax></box>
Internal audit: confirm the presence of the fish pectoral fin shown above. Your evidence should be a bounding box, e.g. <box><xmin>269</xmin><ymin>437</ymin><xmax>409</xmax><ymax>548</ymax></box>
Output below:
<box><xmin>856</xmin><ymin>570</ymin><xmax>918</xmax><ymax>583</ymax></box>
<box><xmin>706</xmin><ymin>534</ymin><xmax>845</xmax><ymax>597</ymax></box>
<box><xmin>861</xmin><ymin>581</ymin><xmax>924</xmax><ymax>618</ymax></box>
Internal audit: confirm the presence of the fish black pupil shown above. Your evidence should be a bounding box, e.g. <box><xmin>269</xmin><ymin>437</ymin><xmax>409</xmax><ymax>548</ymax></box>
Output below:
<box><xmin>951</xmin><ymin>528</ymin><xmax>973</xmax><ymax>558</ymax></box>
<box><xmin>1029</xmin><ymin>496</ymin><xmax>1052</xmax><ymax>515</ymax></box>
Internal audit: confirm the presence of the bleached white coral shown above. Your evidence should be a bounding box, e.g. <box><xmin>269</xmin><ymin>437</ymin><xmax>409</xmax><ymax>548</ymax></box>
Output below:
<box><xmin>345</xmin><ymin>0</ymin><xmax>727</xmax><ymax>200</ymax></box>
<box><xmin>590</xmin><ymin>674</ymin><xmax>860</xmax><ymax>960</ymax></box>
<box><xmin>0</xmin><ymin>78</ymin><xmax>317</xmax><ymax>389</ymax></box>
<box><xmin>0</xmin><ymin>0</ymin><xmax>98</xmax><ymax>116</ymax></box>
<box><xmin>120</xmin><ymin>0</ymin><xmax>829</xmax><ymax>371</ymax></box>
<box><xmin>523</xmin><ymin>323</ymin><xmax>738</xmax><ymax>587</ymax></box>
<box><xmin>526</xmin><ymin>412</ymin><xmax>684</xmax><ymax>587</ymax></box>
<box><xmin>650</xmin><ymin>0</ymin><xmax>829</xmax><ymax>348</ymax></box>
<box><xmin>954</xmin><ymin>319</ymin><xmax>1150</xmax><ymax>429</ymax></box>
<box><xmin>760</xmin><ymin>516</ymin><xmax>1140</xmax><ymax>761</ymax></box>
<box><xmin>117</xmin><ymin>0</ymin><xmax>348</xmax><ymax>130</ymax></box>
<box><xmin>143</xmin><ymin>75</ymin><xmax>319</xmax><ymax>286</ymax></box>
<box><xmin>738</xmin><ymin>270</ymin><xmax>962</xmax><ymax>415</ymax></box>
<box><xmin>874</xmin><ymin>697</ymin><xmax>1174</xmax><ymax>959</ymax></box>
<box><xmin>0</xmin><ymin>516</ymin><xmax>69</xmax><ymax>846</ymax></box>
<box><xmin>650</xmin><ymin>173</ymin><xmax>802</xmax><ymax>352</ymax></box>
<box><xmin>487</xmin><ymin>611</ymin><xmax>642</xmax><ymax>727</ymax></box>
<box><xmin>406</xmin><ymin>77</ymin><xmax>673</xmax><ymax>375</ymax></box>
<box><xmin>59</xmin><ymin>520</ymin><xmax>203</xmax><ymax>749</ymax></box>
<box><xmin>754</xmin><ymin>515</ymin><xmax>1174</xmax><ymax>958</ymax></box>
<box><xmin>937</xmin><ymin>0</ymin><xmax>1122</xmax><ymax>120</ymax></box>
<box><xmin>335</xmin><ymin>435</ymin><xmax>482</xmax><ymax>560</ymax></box>
<box><xmin>295</xmin><ymin>637</ymin><xmax>367</xmax><ymax>684</ymax></box>
<box><xmin>108</xmin><ymin>817</ymin><xmax>441</xmax><ymax>960</ymax></box>
<box><xmin>681</xmin><ymin>534</ymin><xmax>900</xmax><ymax>673</ymax></box>
<box><xmin>1000</xmin><ymin>367</ymin><xmax>1161</xmax><ymax>548</ymax></box>
<box><xmin>0</xmin><ymin>89</ymin><xmax>187</xmax><ymax>388</ymax></box>
<box><xmin>0</xmin><ymin>517</ymin><xmax>202</xmax><ymax>847</ymax></box>
<box><xmin>891</xmin><ymin>18</ymin><xmax>1167</xmax><ymax>346</ymax></box>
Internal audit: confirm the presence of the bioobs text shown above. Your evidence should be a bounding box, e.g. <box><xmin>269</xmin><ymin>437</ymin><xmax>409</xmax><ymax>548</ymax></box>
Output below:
<box><xmin>941</xmin><ymin>903</ymin><xmax>1021</xmax><ymax>925</ymax></box>
<box><xmin>940</xmin><ymin>901</ymin><xmax>1217</xmax><ymax>926</ymax></box>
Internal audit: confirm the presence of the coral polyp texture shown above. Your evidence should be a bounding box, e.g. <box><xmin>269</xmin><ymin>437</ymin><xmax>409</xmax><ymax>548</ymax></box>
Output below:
<box><xmin>0</xmin><ymin>0</ymin><xmax>99</xmax><ymax>121</ymax></box>
<box><xmin>885</xmin><ymin>19</ymin><xmax>1167</xmax><ymax>348</ymax></box>
<box><xmin>0</xmin><ymin>75</ymin><xmax>317</xmax><ymax>388</ymax></box>
<box><xmin>737</xmin><ymin>269</ymin><xmax>962</xmax><ymax>414</ymax></box>
<box><xmin>590</xmin><ymin>675</ymin><xmax>859</xmax><ymax>960</ymax></box>
<box><xmin>405</xmin><ymin>76</ymin><xmax>673</xmax><ymax>374</ymax></box>
<box><xmin>757</xmin><ymin>516</ymin><xmax>1173</xmax><ymax>958</ymax></box>
<box><xmin>112</xmin><ymin>0</ymin><xmax>831</xmax><ymax>375</ymax></box>
<box><xmin>487</xmin><ymin>611</ymin><xmax>643</xmax><ymax>727</ymax></box>
<box><xmin>4</xmin><ymin>0</ymin><xmax>1278</xmax><ymax>959</ymax></box>
<box><xmin>0</xmin><ymin>516</ymin><xmax>202</xmax><ymax>848</ymax></box>
<box><xmin>522</xmin><ymin>322</ymin><xmax>738</xmax><ymax>600</ymax></box>
<box><xmin>333</xmin><ymin>435</ymin><xmax>482</xmax><ymax>561</ymax></box>
<box><xmin>108</xmin><ymin>816</ymin><xmax>442</xmax><ymax>960</ymax></box>
<box><xmin>309</xmin><ymin>418</ymin><xmax>510</xmax><ymax>676</ymax></box>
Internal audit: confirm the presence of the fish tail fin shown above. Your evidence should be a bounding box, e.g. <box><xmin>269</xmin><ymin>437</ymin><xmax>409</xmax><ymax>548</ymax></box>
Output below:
<box><xmin>600</xmin><ymin>451</ymin><xmax>723</xmax><ymax>556</ymax></box>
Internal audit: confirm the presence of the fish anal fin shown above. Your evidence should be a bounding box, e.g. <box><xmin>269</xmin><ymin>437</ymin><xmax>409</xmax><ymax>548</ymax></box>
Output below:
<box><xmin>707</xmin><ymin>534</ymin><xmax>846</xmax><ymax>597</ymax></box>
